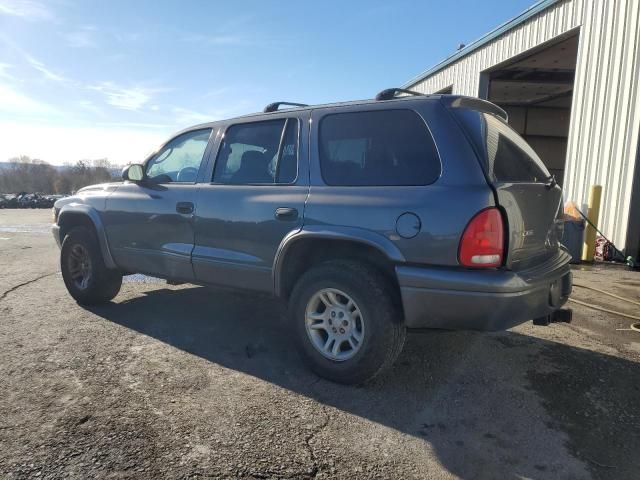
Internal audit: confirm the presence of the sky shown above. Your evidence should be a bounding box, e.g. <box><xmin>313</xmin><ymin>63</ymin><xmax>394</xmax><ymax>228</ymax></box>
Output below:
<box><xmin>0</xmin><ymin>0</ymin><xmax>534</xmax><ymax>165</ymax></box>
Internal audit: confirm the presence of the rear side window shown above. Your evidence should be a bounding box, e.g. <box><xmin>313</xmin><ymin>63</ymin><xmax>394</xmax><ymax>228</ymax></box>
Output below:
<box><xmin>453</xmin><ymin>109</ymin><xmax>550</xmax><ymax>183</ymax></box>
<box><xmin>319</xmin><ymin>109</ymin><xmax>440</xmax><ymax>186</ymax></box>
<box><xmin>213</xmin><ymin>119</ymin><xmax>298</xmax><ymax>184</ymax></box>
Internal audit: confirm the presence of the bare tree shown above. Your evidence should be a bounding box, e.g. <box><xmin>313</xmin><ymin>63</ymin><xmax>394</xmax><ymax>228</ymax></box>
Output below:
<box><xmin>0</xmin><ymin>156</ymin><xmax>120</xmax><ymax>194</ymax></box>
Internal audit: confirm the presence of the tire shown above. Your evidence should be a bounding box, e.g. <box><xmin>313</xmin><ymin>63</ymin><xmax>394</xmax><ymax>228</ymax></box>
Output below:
<box><xmin>60</xmin><ymin>226</ymin><xmax>122</xmax><ymax>305</ymax></box>
<box><xmin>289</xmin><ymin>260</ymin><xmax>406</xmax><ymax>385</ymax></box>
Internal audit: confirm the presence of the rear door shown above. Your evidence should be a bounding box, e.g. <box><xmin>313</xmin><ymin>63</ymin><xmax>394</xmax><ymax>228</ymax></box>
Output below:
<box><xmin>192</xmin><ymin>114</ymin><xmax>309</xmax><ymax>292</ymax></box>
<box><xmin>451</xmin><ymin>108</ymin><xmax>563</xmax><ymax>269</ymax></box>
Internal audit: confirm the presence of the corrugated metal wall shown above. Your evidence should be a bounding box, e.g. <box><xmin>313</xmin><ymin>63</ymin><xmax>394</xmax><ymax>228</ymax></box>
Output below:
<box><xmin>406</xmin><ymin>0</ymin><xmax>640</xmax><ymax>250</ymax></box>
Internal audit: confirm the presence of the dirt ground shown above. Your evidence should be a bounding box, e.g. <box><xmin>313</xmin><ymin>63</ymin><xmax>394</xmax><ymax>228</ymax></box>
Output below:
<box><xmin>1</xmin><ymin>209</ymin><xmax>639</xmax><ymax>480</ymax></box>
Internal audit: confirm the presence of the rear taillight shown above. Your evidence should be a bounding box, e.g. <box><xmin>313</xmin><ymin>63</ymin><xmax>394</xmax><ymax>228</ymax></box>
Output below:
<box><xmin>459</xmin><ymin>207</ymin><xmax>504</xmax><ymax>268</ymax></box>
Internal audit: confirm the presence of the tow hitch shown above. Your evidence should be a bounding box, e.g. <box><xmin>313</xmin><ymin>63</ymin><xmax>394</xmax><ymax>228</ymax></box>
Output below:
<box><xmin>533</xmin><ymin>308</ymin><xmax>573</xmax><ymax>326</ymax></box>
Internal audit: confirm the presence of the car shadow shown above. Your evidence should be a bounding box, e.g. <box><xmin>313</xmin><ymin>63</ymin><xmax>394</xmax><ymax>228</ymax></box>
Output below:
<box><xmin>89</xmin><ymin>285</ymin><xmax>639</xmax><ymax>480</ymax></box>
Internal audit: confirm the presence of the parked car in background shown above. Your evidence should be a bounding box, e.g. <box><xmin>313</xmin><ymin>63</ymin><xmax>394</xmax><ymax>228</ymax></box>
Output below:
<box><xmin>0</xmin><ymin>193</ymin><xmax>62</xmax><ymax>209</ymax></box>
<box><xmin>51</xmin><ymin>89</ymin><xmax>572</xmax><ymax>384</ymax></box>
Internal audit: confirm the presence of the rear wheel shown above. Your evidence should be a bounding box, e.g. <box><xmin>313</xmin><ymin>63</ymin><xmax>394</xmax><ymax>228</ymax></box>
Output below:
<box><xmin>289</xmin><ymin>261</ymin><xmax>406</xmax><ymax>384</ymax></box>
<box><xmin>60</xmin><ymin>226</ymin><xmax>122</xmax><ymax>305</ymax></box>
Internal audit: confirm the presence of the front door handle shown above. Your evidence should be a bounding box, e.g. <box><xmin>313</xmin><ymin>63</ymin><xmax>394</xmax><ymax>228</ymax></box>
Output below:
<box><xmin>275</xmin><ymin>207</ymin><xmax>298</xmax><ymax>221</ymax></box>
<box><xmin>176</xmin><ymin>201</ymin><xmax>194</xmax><ymax>214</ymax></box>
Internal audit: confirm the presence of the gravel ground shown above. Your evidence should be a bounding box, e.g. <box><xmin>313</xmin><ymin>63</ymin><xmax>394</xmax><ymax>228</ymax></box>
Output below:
<box><xmin>0</xmin><ymin>210</ymin><xmax>639</xmax><ymax>479</ymax></box>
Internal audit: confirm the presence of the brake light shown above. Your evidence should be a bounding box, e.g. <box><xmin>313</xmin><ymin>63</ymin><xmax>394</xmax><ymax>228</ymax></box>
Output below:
<box><xmin>459</xmin><ymin>208</ymin><xmax>504</xmax><ymax>268</ymax></box>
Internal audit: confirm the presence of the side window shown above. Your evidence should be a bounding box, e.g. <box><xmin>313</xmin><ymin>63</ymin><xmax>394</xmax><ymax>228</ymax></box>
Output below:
<box><xmin>146</xmin><ymin>129</ymin><xmax>212</xmax><ymax>183</ymax></box>
<box><xmin>484</xmin><ymin>114</ymin><xmax>550</xmax><ymax>183</ymax></box>
<box><xmin>319</xmin><ymin>109</ymin><xmax>441</xmax><ymax>186</ymax></box>
<box><xmin>213</xmin><ymin>119</ymin><xmax>298</xmax><ymax>184</ymax></box>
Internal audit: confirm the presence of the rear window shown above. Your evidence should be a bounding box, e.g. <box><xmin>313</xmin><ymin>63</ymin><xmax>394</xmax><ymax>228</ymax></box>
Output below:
<box><xmin>452</xmin><ymin>109</ymin><xmax>550</xmax><ymax>183</ymax></box>
<box><xmin>319</xmin><ymin>109</ymin><xmax>440</xmax><ymax>186</ymax></box>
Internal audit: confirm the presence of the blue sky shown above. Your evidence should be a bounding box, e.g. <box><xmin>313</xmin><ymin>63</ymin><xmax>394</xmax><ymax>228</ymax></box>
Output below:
<box><xmin>0</xmin><ymin>0</ymin><xmax>534</xmax><ymax>165</ymax></box>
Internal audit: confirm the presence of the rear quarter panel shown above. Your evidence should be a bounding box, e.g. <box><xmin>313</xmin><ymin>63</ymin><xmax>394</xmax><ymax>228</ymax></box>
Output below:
<box><xmin>306</xmin><ymin>99</ymin><xmax>496</xmax><ymax>267</ymax></box>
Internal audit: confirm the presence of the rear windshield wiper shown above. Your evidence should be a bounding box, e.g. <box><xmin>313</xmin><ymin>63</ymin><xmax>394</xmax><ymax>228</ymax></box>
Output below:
<box><xmin>543</xmin><ymin>174</ymin><xmax>557</xmax><ymax>189</ymax></box>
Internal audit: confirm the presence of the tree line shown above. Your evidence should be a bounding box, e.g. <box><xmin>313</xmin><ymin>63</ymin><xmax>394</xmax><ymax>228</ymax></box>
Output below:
<box><xmin>0</xmin><ymin>156</ymin><xmax>121</xmax><ymax>194</ymax></box>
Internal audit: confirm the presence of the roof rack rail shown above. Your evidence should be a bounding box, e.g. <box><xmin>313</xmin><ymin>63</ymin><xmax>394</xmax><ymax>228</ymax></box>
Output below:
<box><xmin>375</xmin><ymin>88</ymin><xmax>425</xmax><ymax>101</ymax></box>
<box><xmin>264</xmin><ymin>102</ymin><xmax>308</xmax><ymax>113</ymax></box>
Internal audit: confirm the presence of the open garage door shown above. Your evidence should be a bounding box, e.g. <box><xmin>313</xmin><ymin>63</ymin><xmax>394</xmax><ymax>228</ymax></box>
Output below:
<box><xmin>484</xmin><ymin>33</ymin><xmax>579</xmax><ymax>187</ymax></box>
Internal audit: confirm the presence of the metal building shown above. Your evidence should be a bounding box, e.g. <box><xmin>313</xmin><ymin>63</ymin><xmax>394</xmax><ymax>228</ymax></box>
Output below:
<box><xmin>404</xmin><ymin>0</ymin><xmax>640</xmax><ymax>257</ymax></box>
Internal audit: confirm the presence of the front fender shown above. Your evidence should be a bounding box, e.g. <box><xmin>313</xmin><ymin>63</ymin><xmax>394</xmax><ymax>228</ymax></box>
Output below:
<box><xmin>272</xmin><ymin>225</ymin><xmax>405</xmax><ymax>296</ymax></box>
<box><xmin>58</xmin><ymin>204</ymin><xmax>117</xmax><ymax>269</ymax></box>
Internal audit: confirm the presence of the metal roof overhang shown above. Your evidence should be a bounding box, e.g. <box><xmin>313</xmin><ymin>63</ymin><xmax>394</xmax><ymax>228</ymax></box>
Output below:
<box><xmin>402</xmin><ymin>0</ymin><xmax>561</xmax><ymax>88</ymax></box>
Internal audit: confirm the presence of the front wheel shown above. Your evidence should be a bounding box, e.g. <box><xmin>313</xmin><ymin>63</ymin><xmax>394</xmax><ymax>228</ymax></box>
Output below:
<box><xmin>289</xmin><ymin>261</ymin><xmax>406</xmax><ymax>385</ymax></box>
<box><xmin>60</xmin><ymin>226</ymin><xmax>122</xmax><ymax>305</ymax></box>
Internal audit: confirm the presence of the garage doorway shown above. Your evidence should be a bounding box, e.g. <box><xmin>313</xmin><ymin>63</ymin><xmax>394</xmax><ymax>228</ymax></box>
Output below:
<box><xmin>483</xmin><ymin>32</ymin><xmax>579</xmax><ymax>187</ymax></box>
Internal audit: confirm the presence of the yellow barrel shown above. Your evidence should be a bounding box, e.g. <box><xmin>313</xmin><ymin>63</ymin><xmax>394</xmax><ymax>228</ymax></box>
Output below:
<box><xmin>582</xmin><ymin>185</ymin><xmax>603</xmax><ymax>262</ymax></box>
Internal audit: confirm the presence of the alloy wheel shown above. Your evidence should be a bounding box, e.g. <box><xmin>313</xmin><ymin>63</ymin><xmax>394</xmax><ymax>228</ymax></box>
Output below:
<box><xmin>67</xmin><ymin>243</ymin><xmax>92</xmax><ymax>290</ymax></box>
<box><xmin>304</xmin><ymin>288</ymin><xmax>365</xmax><ymax>361</ymax></box>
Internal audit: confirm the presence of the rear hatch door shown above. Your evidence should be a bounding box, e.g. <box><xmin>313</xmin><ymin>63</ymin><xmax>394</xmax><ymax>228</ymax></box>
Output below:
<box><xmin>449</xmin><ymin>103</ymin><xmax>563</xmax><ymax>269</ymax></box>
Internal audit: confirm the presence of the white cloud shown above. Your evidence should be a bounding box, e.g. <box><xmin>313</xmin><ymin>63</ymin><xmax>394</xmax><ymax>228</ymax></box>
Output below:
<box><xmin>181</xmin><ymin>33</ymin><xmax>258</xmax><ymax>47</ymax></box>
<box><xmin>0</xmin><ymin>82</ymin><xmax>173</xmax><ymax>164</ymax></box>
<box><xmin>0</xmin><ymin>120</ymin><xmax>170</xmax><ymax>165</ymax></box>
<box><xmin>0</xmin><ymin>0</ymin><xmax>55</xmax><ymax>21</ymax></box>
<box><xmin>26</xmin><ymin>55</ymin><xmax>69</xmax><ymax>83</ymax></box>
<box><xmin>178</xmin><ymin>15</ymin><xmax>270</xmax><ymax>48</ymax></box>
<box><xmin>0</xmin><ymin>62</ymin><xmax>13</xmax><ymax>79</ymax></box>
<box><xmin>76</xmin><ymin>99</ymin><xmax>104</xmax><ymax>116</ymax></box>
<box><xmin>96</xmin><ymin>121</ymin><xmax>171</xmax><ymax>130</ymax></box>
<box><xmin>114</xmin><ymin>32</ymin><xmax>143</xmax><ymax>43</ymax></box>
<box><xmin>203</xmin><ymin>87</ymin><xmax>231</xmax><ymax>98</ymax></box>
<box><xmin>171</xmin><ymin>107</ymin><xmax>213</xmax><ymax>125</ymax></box>
<box><xmin>88</xmin><ymin>82</ymin><xmax>168</xmax><ymax>111</ymax></box>
<box><xmin>65</xmin><ymin>26</ymin><xmax>98</xmax><ymax>48</ymax></box>
<box><xmin>171</xmin><ymin>101</ymin><xmax>257</xmax><ymax>126</ymax></box>
<box><xmin>0</xmin><ymin>82</ymin><xmax>56</xmax><ymax>114</ymax></box>
<box><xmin>0</xmin><ymin>38</ymin><xmax>71</xmax><ymax>84</ymax></box>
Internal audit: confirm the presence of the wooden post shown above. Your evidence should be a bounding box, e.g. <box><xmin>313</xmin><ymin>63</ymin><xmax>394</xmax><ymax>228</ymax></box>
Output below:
<box><xmin>582</xmin><ymin>185</ymin><xmax>603</xmax><ymax>262</ymax></box>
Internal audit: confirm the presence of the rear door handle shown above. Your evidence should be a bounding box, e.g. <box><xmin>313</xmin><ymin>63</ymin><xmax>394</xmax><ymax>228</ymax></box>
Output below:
<box><xmin>275</xmin><ymin>207</ymin><xmax>298</xmax><ymax>221</ymax></box>
<box><xmin>176</xmin><ymin>201</ymin><xmax>194</xmax><ymax>214</ymax></box>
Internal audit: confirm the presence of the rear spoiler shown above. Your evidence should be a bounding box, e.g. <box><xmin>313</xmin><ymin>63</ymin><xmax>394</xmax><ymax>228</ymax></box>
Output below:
<box><xmin>440</xmin><ymin>96</ymin><xmax>508</xmax><ymax>122</ymax></box>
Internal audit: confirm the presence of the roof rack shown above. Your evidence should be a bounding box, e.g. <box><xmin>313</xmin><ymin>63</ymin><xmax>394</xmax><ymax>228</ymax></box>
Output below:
<box><xmin>263</xmin><ymin>102</ymin><xmax>309</xmax><ymax>113</ymax></box>
<box><xmin>375</xmin><ymin>88</ymin><xmax>425</xmax><ymax>101</ymax></box>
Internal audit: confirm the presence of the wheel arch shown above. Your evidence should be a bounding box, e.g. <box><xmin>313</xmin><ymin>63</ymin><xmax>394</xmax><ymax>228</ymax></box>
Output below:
<box><xmin>273</xmin><ymin>226</ymin><xmax>405</xmax><ymax>301</ymax></box>
<box><xmin>58</xmin><ymin>205</ymin><xmax>117</xmax><ymax>269</ymax></box>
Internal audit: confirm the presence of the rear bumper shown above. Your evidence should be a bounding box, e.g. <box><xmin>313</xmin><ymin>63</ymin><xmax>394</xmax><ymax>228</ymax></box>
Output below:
<box><xmin>397</xmin><ymin>251</ymin><xmax>572</xmax><ymax>331</ymax></box>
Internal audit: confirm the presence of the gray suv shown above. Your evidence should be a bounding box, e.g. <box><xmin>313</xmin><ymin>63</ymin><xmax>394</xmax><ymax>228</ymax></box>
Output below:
<box><xmin>52</xmin><ymin>89</ymin><xmax>572</xmax><ymax>384</ymax></box>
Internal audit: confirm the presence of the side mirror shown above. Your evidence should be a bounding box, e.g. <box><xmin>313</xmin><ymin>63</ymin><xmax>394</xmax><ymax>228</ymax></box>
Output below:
<box><xmin>122</xmin><ymin>164</ymin><xmax>145</xmax><ymax>182</ymax></box>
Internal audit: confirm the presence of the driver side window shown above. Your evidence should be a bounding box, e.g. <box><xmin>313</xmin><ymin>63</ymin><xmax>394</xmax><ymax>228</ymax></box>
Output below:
<box><xmin>146</xmin><ymin>129</ymin><xmax>212</xmax><ymax>183</ymax></box>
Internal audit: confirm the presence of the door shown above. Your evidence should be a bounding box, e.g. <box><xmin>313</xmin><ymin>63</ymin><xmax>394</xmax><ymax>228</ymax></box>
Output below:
<box><xmin>105</xmin><ymin>128</ymin><xmax>214</xmax><ymax>279</ymax></box>
<box><xmin>193</xmin><ymin>115</ymin><xmax>309</xmax><ymax>292</ymax></box>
